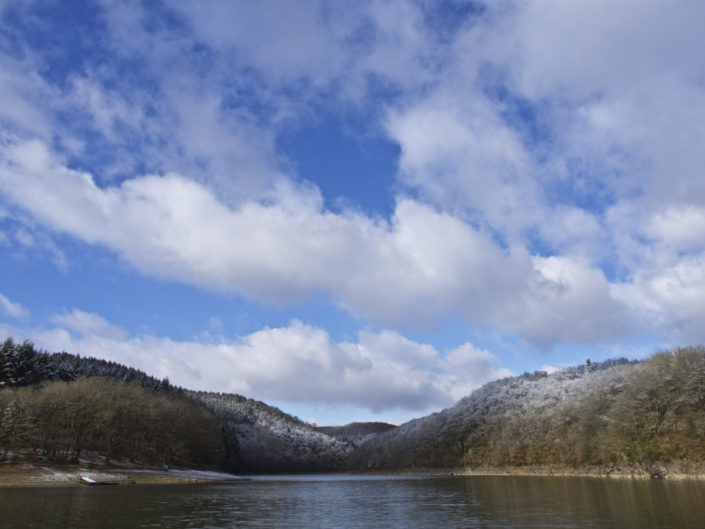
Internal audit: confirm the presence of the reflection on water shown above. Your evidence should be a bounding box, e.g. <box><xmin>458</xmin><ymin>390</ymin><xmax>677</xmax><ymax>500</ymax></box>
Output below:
<box><xmin>2</xmin><ymin>474</ymin><xmax>705</xmax><ymax>528</ymax></box>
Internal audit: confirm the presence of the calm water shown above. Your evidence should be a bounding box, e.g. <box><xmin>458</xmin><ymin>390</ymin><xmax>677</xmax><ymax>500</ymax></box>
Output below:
<box><xmin>2</xmin><ymin>474</ymin><xmax>705</xmax><ymax>528</ymax></box>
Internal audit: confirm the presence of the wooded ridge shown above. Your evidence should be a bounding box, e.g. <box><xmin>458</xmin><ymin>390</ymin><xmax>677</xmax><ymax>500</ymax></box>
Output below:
<box><xmin>2</xmin><ymin>338</ymin><xmax>705</xmax><ymax>475</ymax></box>
<box><xmin>0</xmin><ymin>338</ymin><xmax>351</xmax><ymax>472</ymax></box>
<box><xmin>348</xmin><ymin>348</ymin><xmax>705</xmax><ymax>472</ymax></box>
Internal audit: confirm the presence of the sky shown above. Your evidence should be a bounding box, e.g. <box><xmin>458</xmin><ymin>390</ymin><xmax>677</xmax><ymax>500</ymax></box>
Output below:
<box><xmin>1</xmin><ymin>0</ymin><xmax>704</xmax><ymax>426</ymax></box>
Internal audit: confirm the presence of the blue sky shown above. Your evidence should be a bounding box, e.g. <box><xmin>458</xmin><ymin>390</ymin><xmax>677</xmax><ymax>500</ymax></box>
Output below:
<box><xmin>1</xmin><ymin>0</ymin><xmax>704</xmax><ymax>425</ymax></box>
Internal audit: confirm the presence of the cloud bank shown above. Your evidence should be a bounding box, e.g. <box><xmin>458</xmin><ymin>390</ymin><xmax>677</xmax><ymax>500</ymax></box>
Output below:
<box><xmin>1</xmin><ymin>0</ymin><xmax>705</xmax><ymax>417</ymax></box>
<box><xmin>0</xmin><ymin>308</ymin><xmax>510</xmax><ymax>414</ymax></box>
<box><xmin>0</xmin><ymin>139</ymin><xmax>634</xmax><ymax>346</ymax></box>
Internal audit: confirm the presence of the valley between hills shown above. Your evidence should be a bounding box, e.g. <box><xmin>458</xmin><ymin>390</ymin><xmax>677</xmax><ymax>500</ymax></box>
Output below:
<box><xmin>3</xmin><ymin>338</ymin><xmax>705</xmax><ymax>483</ymax></box>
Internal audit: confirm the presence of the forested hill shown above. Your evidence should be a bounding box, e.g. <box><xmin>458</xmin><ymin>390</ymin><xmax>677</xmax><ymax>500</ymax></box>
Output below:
<box><xmin>0</xmin><ymin>338</ymin><xmax>352</xmax><ymax>472</ymax></box>
<box><xmin>6</xmin><ymin>338</ymin><xmax>705</xmax><ymax>475</ymax></box>
<box><xmin>0</xmin><ymin>338</ymin><xmax>171</xmax><ymax>391</ymax></box>
<box><xmin>190</xmin><ymin>391</ymin><xmax>354</xmax><ymax>473</ymax></box>
<box><xmin>348</xmin><ymin>348</ymin><xmax>705</xmax><ymax>472</ymax></box>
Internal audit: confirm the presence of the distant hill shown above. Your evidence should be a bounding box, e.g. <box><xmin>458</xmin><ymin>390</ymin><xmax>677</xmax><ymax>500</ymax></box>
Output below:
<box><xmin>189</xmin><ymin>391</ymin><xmax>354</xmax><ymax>473</ymax></box>
<box><xmin>348</xmin><ymin>348</ymin><xmax>705</xmax><ymax>472</ymax></box>
<box><xmin>316</xmin><ymin>422</ymin><xmax>397</xmax><ymax>447</ymax></box>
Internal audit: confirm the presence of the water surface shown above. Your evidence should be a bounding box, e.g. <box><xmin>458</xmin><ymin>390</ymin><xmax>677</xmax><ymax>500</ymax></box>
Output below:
<box><xmin>2</xmin><ymin>474</ymin><xmax>704</xmax><ymax>528</ymax></box>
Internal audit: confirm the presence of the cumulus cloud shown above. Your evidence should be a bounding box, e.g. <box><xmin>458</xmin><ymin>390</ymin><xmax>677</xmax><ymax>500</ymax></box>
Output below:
<box><xmin>2</xmin><ymin>0</ymin><xmax>705</xmax><ymax>352</ymax></box>
<box><xmin>0</xmin><ymin>53</ymin><xmax>55</xmax><ymax>141</ymax></box>
<box><xmin>0</xmin><ymin>3</ymin><xmax>287</xmax><ymax>199</ymax></box>
<box><xmin>538</xmin><ymin>206</ymin><xmax>609</xmax><ymax>261</ymax></box>
<box><xmin>613</xmin><ymin>255</ymin><xmax>705</xmax><ymax>345</ymax></box>
<box><xmin>50</xmin><ymin>309</ymin><xmax>127</xmax><ymax>341</ymax></box>
<box><xmin>509</xmin><ymin>256</ymin><xmax>633</xmax><ymax>347</ymax></box>
<box><xmin>647</xmin><ymin>206</ymin><xmax>705</xmax><ymax>252</ymax></box>
<box><xmin>385</xmin><ymin>1</ymin><xmax>705</xmax><ymax>226</ymax></box>
<box><xmin>375</xmin><ymin>0</ymin><xmax>705</xmax><ymax>347</ymax></box>
<box><xmin>168</xmin><ymin>0</ymin><xmax>439</xmax><ymax>93</ymax></box>
<box><xmin>0</xmin><ymin>293</ymin><xmax>29</xmax><ymax>319</ymax></box>
<box><xmin>0</xmin><ymin>313</ymin><xmax>511</xmax><ymax>413</ymax></box>
<box><xmin>171</xmin><ymin>0</ymin><xmax>346</xmax><ymax>83</ymax></box>
<box><xmin>386</xmin><ymin>93</ymin><xmax>541</xmax><ymax>238</ymax></box>
<box><xmin>497</xmin><ymin>0</ymin><xmax>704</xmax><ymax>102</ymax></box>
<box><xmin>0</xmin><ymin>138</ymin><xmax>635</xmax><ymax>346</ymax></box>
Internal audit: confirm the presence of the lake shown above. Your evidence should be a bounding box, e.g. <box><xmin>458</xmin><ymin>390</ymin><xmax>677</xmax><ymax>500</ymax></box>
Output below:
<box><xmin>2</xmin><ymin>474</ymin><xmax>705</xmax><ymax>528</ymax></box>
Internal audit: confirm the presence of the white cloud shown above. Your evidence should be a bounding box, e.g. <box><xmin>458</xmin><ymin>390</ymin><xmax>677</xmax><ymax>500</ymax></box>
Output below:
<box><xmin>500</xmin><ymin>1</ymin><xmax>705</xmax><ymax>102</ymax></box>
<box><xmin>50</xmin><ymin>309</ymin><xmax>127</xmax><ymax>341</ymax></box>
<box><xmin>0</xmin><ymin>53</ymin><xmax>55</xmax><ymax>141</ymax></box>
<box><xmin>443</xmin><ymin>343</ymin><xmax>512</xmax><ymax>400</ymax></box>
<box><xmin>0</xmin><ymin>313</ymin><xmax>511</xmax><ymax>414</ymax></box>
<box><xmin>614</xmin><ymin>255</ymin><xmax>705</xmax><ymax>345</ymax></box>
<box><xmin>3</xmin><ymin>0</ymin><xmax>705</xmax><ymax>352</ymax></box>
<box><xmin>0</xmin><ymin>293</ymin><xmax>29</xmax><ymax>319</ymax></box>
<box><xmin>0</xmin><ymin>139</ymin><xmax>635</xmax><ymax>347</ymax></box>
<box><xmin>67</xmin><ymin>76</ymin><xmax>145</xmax><ymax>143</ymax></box>
<box><xmin>168</xmin><ymin>0</ymin><xmax>437</xmax><ymax>94</ymax></box>
<box><xmin>538</xmin><ymin>206</ymin><xmax>608</xmax><ymax>261</ymax></box>
<box><xmin>606</xmin><ymin>200</ymin><xmax>705</xmax><ymax>343</ymax></box>
<box><xmin>160</xmin><ymin>81</ymin><xmax>285</xmax><ymax>201</ymax></box>
<box><xmin>0</xmin><ymin>4</ymin><xmax>287</xmax><ymax>198</ymax></box>
<box><xmin>384</xmin><ymin>1</ymin><xmax>705</xmax><ymax>225</ymax></box>
<box><xmin>173</xmin><ymin>0</ymin><xmax>344</xmax><ymax>84</ymax></box>
<box><xmin>373</xmin><ymin>0</ymin><xmax>705</xmax><ymax>349</ymax></box>
<box><xmin>508</xmin><ymin>256</ymin><xmax>633</xmax><ymax>347</ymax></box>
<box><xmin>647</xmin><ymin>207</ymin><xmax>705</xmax><ymax>252</ymax></box>
<box><xmin>386</xmin><ymin>93</ymin><xmax>540</xmax><ymax>237</ymax></box>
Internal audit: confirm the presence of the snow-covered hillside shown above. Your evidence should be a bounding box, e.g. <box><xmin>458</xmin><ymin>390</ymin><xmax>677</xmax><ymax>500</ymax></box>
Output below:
<box><xmin>190</xmin><ymin>391</ymin><xmax>354</xmax><ymax>473</ymax></box>
<box><xmin>349</xmin><ymin>350</ymin><xmax>705</xmax><ymax>470</ymax></box>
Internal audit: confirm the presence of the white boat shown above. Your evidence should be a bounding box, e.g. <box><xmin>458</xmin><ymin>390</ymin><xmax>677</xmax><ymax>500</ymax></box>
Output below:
<box><xmin>80</xmin><ymin>475</ymin><xmax>119</xmax><ymax>485</ymax></box>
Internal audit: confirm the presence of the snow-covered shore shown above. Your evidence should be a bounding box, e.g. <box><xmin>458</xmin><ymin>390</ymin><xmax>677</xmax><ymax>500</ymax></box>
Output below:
<box><xmin>0</xmin><ymin>463</ymin><xmax>245</xmax><ymax>487</ymax></box>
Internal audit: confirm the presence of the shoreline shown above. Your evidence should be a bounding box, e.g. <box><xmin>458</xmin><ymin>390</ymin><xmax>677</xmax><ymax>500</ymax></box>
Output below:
<box><xmin>377</xmin><ymin>461</ymin><xmax>705</xmax><ymax>481</ymax></box>
<box><xmin>5</xmin><ymin>460</ymin><xmax>705</xmax><ymax>487</ymax></box>
<box><xmin>0</xmin><ymin>462</ymin><xmax>246</xmax><ymax>487</ymax></box>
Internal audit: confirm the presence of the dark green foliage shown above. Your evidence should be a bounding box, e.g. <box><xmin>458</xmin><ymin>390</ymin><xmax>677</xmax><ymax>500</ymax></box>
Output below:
<box><xmin>0</xmin><ymin>338</ymin><xmax>175</xmax><ymax>391</ymax></box>
<box><xmin>0</xmin><ymin>338</ymin><xmax>55</xmax><ymax>387</ymax></box>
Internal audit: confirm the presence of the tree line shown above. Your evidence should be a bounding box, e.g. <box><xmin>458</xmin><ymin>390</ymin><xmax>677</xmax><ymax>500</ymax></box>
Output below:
<box><xmin>1</xmin><ymin>339</ymin><xmax>225</xmax><ymax>468</ymax></box>
<box><xmin>8</xmin><ymin>336</ymin><xmax>704</xmax><ymax>474</ymax></box>
<box><xmin>1</xmin><ymin>338</ymin><xmax>171</xmax><ymax>391</ymax></box>
<box><xmin>0</xmin><ymin>338</ymin><xmax>352</xmax><ymax>473</ymax></box>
